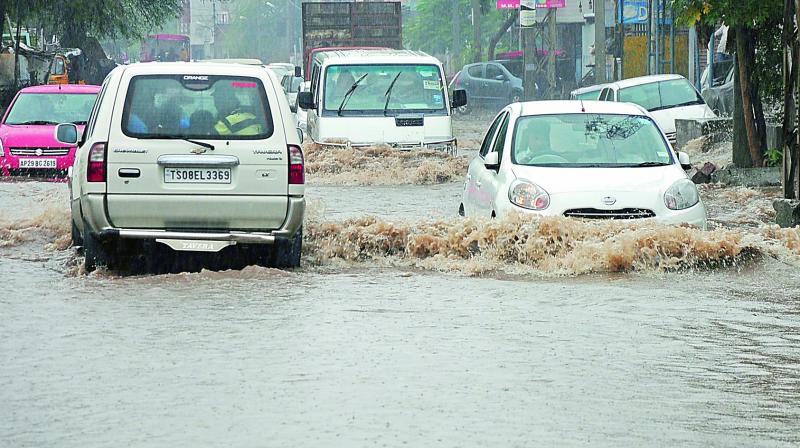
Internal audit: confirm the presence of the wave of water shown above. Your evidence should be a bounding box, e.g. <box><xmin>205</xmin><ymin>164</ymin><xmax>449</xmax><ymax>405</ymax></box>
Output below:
<box><xmin>304</xmin><ymin>143</ymin><xmax>470</xmax><ymax>186</ymax></box>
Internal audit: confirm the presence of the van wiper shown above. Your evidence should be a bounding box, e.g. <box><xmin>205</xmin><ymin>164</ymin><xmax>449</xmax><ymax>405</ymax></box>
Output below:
<box><xmin>383</xmin><ymin>72</ymin><xmax>403</xmax><ymax>116</ymax></box>
<box><xmin>338</xmin><ymin>73</ymin><xmax>368</xmax><ymax>116</ymax></box>
<box><xmin>632</xmin><ymin>161</ymin><xmax>670</xmax><ymax>167</ymax></box>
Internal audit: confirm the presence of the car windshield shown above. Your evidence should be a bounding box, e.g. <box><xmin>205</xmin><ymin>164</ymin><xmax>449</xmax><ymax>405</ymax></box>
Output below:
<box><xmin>512</xmin><ymin>114</ymin><xmax>674</xmax><ymax>167</ymax></box>
<box><xmin>618</xmin><ymin>78</ymin><xmax>705</xmax><ymax>112</ymax></box>
<box><xmin>122</xmin><ymin>75</ymin><xmax>274</xmax><ymax>140</ymax></box>
<box><xmin>4</xmin><ymin>93</ymin><xmax>97</xmax><ymax>125</ymax></box>
<box><xmin>323</xmin><ymin>64</ymin><xmax>446</xmax><ymax>115</ymax></box>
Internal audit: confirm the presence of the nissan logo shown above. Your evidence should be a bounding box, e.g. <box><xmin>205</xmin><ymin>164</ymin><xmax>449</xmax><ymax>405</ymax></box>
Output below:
<box><xmin>602</xmin><ymin>196</ymin><xmax>617</xmax><ymax>206</ymax></box>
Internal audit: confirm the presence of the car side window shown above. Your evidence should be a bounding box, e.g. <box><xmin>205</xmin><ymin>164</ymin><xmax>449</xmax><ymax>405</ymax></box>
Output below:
<box><xmin>598</xmin><ymin>88</ymin><xmax>609</xmax><ymax>101</ymax></box>
<box><xmin>479</xmin><ymin>113</ymin><xmax>505</xmax><ymax>157</ymax></box>
<box><xmin>310</xmin><ymin>63</ymin><xmax>321</xmax><ymax>101</ymax></box>
<box><xmin>491</xmin><ymin>113</ymin><xmax>510</xmax><ymax>162</ymax></box>
<box><xmin>467</xmin><ymin>65</ymin><xmax>482</xmax><ymax>79</ymax></box>
<box><xmin>85</xmin><ymin>77</ymin><xmax>109</xmax><ymax>139</ymax></box>
<box><xmin>486</xmin><ymin>64</ymin><xmax>504</xmax><ymax>80</ymax></box>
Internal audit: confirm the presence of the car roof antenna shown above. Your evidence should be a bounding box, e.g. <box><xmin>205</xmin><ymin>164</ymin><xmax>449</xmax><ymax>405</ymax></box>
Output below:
<box><xmin>580</xmin><ymin>99</ymin><xmax>585</xmax><ymax>113</ymax></box>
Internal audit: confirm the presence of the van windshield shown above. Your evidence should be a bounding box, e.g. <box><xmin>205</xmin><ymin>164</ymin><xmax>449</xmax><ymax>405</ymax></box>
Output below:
<box><xmin>122</xmin><ymin>75</ymin><xmax>274</xmax><ymax>140</ymax></box>
<box><xmin>323</xmin><ymin>64</ymin><xmax>446</xmax><ymax>116</ymax></box>
<box><xmin>618</xmin><ymin>78</ymin><xmax>705</xmax><ymax>112</ymax></box>
<box><xmin>512</xmin><ymin>114</ymin><xmax>674</xmax><ymax>167</ymax></box>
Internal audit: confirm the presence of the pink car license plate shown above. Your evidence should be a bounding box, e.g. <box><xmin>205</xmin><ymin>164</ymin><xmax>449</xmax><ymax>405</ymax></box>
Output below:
<box><xmin>19</xmin><ymin>158</ymin><xmax>57</xmax><ymax>169</ymax></box>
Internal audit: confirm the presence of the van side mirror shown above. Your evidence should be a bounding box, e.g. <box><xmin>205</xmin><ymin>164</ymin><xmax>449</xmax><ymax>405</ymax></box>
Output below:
<box><xmin>298</xmin><ymin>91</ymin><xmax>315</xmax><ymax>110</ymax></box>
<box><xmin>451</xmin><ymin>89</ymin><xmax>467</xmax><ymax>109</ymax></box>
<box><xmin>677</xmin><ymin>151</ymin><xmax>692</xmax><ymax>170</ymax></box>
<box><xmin>294</xmin><ymin>66</ymin><xmax>301</xmax><ymax>77</ymax></box>
<box><xmin>55</xmin><ymin>123</ymin><xmax>79</xmax><ymax>145</ymax></box>
<box><xmin>484</xmin><ymin>151</ymin><xmax>500</xmax><ymax>170</ymax></box>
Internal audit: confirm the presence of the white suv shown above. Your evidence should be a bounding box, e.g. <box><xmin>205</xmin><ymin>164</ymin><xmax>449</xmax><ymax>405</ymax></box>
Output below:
<box><xmin>56</xmin><ymin>62</ymin><xmax>305</xmax><ymax>271</ymax></box>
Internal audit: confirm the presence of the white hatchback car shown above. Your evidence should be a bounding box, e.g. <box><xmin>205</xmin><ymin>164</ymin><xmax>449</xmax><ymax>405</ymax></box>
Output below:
<box><xmin>459</xmin><ymin>101</ymin><xmax>707</xmax><ymax>228</ymax></box>
<box><xmin>55</xmin><ymin>62</ymin><xmax>305</xmax><ymax>271</ymax></box>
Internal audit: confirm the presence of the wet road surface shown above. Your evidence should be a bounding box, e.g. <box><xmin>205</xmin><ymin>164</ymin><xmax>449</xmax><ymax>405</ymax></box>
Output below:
<box><xmin>2</xmin><ymin>128</ymin><xmax>800</xmax><ymax>446</ymax></box>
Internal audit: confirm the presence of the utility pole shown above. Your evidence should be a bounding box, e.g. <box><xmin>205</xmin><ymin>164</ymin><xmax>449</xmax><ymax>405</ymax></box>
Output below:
<box><xmin>594</xmin><ymin>0</ymin><xmax>606</xmax><ymax>83</ymax></box>
<box><xmin>547</xmin><ymin>8</ymin><xmax>557</xmax><ymax>98</ymax></box>
<box><xmin>471</xmin><ymin>0</ymin><xmax>482</xmax><ymax>62</ymax></box>
<box><xmin>452</xmin><ymin>0</ymin><xmax>461</xmax><ymax>69</ymax></box>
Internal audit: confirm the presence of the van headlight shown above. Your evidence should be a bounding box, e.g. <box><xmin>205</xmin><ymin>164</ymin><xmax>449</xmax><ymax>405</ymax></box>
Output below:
<box><xmin>664</xmin><ymin>179</ymin><xmax>700</xmax><ymax>210</ymax></box>
<box><xmin>509</xmin><ymin>179</ymin><xmax>550</xmax><ymax>210</ymax></box>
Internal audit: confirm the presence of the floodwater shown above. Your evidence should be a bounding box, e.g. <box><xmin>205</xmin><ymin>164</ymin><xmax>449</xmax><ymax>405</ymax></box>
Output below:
<box><xmin>2</xmin><ymin>119</ymin><xmax>800</xmax><ymax>446</ymax></box>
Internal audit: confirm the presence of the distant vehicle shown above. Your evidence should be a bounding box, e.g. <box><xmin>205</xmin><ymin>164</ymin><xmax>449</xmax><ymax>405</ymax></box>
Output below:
<box><xmin>596</xmin><ymin>74</ymin><xmax>716</xmax><ymax>145</ymax></box>
<box><xmin>570</xmin><ymin>84</ymin><xmax>606</xmax><ymax>100</ymax></box>
<box><xmin>47</xmin><ymin>54</ymin><xmax>70</xmax><ymax>85</ymax></box>
<box><xmin>298</xmin><ymin>49</ymin><xmax>466</xmax><ymax>154</ymax></box>
<box><xmin>140</xmin><ymin>34</ymin><xmax>190</xmax><ymax>62</ymax></box>
<box><xmin>281</xmin><ymin>73</ymin><xmax>304</xmax><ymax>113</ymax></box>
<box><xmin>54</xmin><ymin>62</ymin><xmax>305</xmax><ymax>271</ymax></box>
<box><xmin>450</xmin><ymin>62</ymin><xmax>523</xmax><ymax>110</ymax></box>
<box><xmin>460</xmin><ymin>101</ymin><xmax>706</xmax><ymax>228</ymax></box>
<box><xmin>0</xmin><ymin>84</ymin><xmax>100</xmax><ymax>177</ymax></box>
<box><xmin>301</xmin><ymin>1</ymin><xmax>402</xmax><ymax>71</ymax></box>
<box><xmin>700</xmin><ymin>60</ymin><xmax>734</xmax><ymax>116</ymax></box>
<box><xmin>266</xmin><ymin>63</ymin><xmax>295</xmax><ymax>81</ymax></box>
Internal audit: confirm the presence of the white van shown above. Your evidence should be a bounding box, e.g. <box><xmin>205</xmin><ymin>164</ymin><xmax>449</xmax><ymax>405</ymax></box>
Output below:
<box><xmin>596</xmin><ymin>74</ymin><xmax>716</xmax><ymax>145</ymax></box>
<box><xmin>298</xmin><ymin>49</ymin><xmax>466</xmax><ymax>154</ymax></box>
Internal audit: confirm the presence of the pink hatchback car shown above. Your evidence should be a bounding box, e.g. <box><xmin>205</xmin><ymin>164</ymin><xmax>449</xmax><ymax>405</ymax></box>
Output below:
<box><xmin>0</xmin><ymin>84</ymin><xmax>100</xmax><ymax>177</ymax></box>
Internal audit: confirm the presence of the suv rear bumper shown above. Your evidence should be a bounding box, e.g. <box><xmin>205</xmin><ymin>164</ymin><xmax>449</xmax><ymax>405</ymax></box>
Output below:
<box><xmin>82</xmin><ymin>194</ymin><xmax>304</xmax><ymax>244</ymax></box>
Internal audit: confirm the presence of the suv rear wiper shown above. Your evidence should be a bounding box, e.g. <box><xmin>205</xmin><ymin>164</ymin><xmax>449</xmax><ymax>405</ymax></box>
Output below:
<box><xmin>338</xmin><ymin>73</ymin><xmax>368</xmax><ymax>116</ymax></box>
<box><xmin>139</xmin><ymin>135</ymin><xmax>215</xmax><ymax>151</ymax></box>
<box><xmin>383</xmin><ymin>72</ymin><xmax>403</xmax><ymax>116</ymax></box>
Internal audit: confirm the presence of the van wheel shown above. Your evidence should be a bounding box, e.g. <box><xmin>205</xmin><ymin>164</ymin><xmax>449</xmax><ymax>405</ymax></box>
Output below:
<box><xmin>271</xmin><ymin>227</ymin><xmax>302</xmax><ymax>269</ymax></box>
<box><xmin>83</xmin><ymin>218</ymin><xmax>113</xmax><ymax>272</ymax></box>
<box><xmin>71</xmin><ymin>219</ymin><xmax>83</xmax><ymax>247</ymax></box>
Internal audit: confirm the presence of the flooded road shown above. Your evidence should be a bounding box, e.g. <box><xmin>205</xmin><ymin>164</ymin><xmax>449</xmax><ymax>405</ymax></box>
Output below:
<box><xmin>2</xmin><ymin>119</ymin><xmax>800</xmax><ymax>446</ymax></box>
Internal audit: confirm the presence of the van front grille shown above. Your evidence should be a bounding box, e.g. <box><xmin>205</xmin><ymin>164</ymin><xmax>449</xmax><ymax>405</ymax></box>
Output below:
<box><xmin>564</xmin><ymin>208</ymin><xmax>656</xmax><ymax>220</ymax></box>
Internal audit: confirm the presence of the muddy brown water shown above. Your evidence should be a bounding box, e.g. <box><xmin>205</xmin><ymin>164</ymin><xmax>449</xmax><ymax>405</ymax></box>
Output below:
<box><xmin>2</xmin><ymin>122</ymin><xmax>800</xmax><ymax>446</ymax></box>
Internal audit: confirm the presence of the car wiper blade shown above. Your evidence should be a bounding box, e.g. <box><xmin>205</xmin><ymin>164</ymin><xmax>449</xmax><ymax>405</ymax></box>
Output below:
<box><xmin>338</xmin><ymin>73</ymin><xmax>368</xmax><ymax>116</ymax></box>
<box><xmin>632</xmin><ymin>161</ymin><xmax>670</xmax><ymax>167</ymax></box>
<box><xmin>138</xmin><ymin>135</ymin><xmax>215</xmax><ymax>150</ymax></box>
<box><xmin>15</xmin><ymin>120</ymin><xmax>59</xmax><ymax>125</ymax></box>
<box><xmin>383</xmin><ymin>72</ymin><xmax>403</xmax><ymax>117</ymax></box>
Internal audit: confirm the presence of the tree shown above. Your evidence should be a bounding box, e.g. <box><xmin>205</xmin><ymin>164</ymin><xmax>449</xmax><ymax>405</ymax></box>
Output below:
<box><xmin>673</xmin><ymin>0</ymin><xmax>784</xmax><ymax>167</ymax></box>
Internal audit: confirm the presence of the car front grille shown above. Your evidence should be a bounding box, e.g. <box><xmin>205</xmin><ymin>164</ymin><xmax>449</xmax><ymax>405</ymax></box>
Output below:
<box><xmin>564</xmin><ymin>208</ymin><xmax>656</xmax><ymax>220</ymax></box>
<box><xmin>9</xmin><ymin>147</ymin><xmax>71</xmax><ymax>156</ymax></box>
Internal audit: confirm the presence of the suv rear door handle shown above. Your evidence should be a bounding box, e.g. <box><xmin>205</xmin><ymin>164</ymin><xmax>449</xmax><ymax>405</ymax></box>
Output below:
<box><xmin>118</xmin><ymin>168</ymin><xmax>141</xmax><ymax>178</ymax></box>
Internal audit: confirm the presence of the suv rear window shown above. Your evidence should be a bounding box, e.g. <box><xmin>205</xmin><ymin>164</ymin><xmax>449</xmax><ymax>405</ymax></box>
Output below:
<box><xmin>122</xmin><ymin>75</ymin><xmax>274</xmax><ymax>140</ymax></box>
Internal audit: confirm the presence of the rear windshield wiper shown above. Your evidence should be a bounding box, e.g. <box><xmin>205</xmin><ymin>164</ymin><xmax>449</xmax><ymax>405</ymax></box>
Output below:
<box><xmin>139</xmin><ymin>135</ymin><xmax>215</xmax><ymax>151</ymax></box>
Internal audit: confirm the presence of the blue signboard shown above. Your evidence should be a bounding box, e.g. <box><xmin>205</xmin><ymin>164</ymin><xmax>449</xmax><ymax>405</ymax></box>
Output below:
<box><xmin>621</xmin><ymin>0</ymin><xmax>648</xmax><ymax>24</ymax></box>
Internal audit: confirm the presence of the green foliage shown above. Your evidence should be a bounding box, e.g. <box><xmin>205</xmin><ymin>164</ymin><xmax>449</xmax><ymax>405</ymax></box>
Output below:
<box><xmin>23</xmin><ymin>0</ymin><xmax>182</xmax><ymax>44</ymax></box>
<box><xmin>765</xmin><ymin>147</ymin><xmax>783</xmax><ymax>167</ymax></box>
<box><xmin>405</xmin><ymin>0</ymin><xmax>513</xmax><ymax>62</ymax></box>
<box><xmin>671</xmin><ymin>0</ymin><xmax>783</xmax><ymax>28</ymax></box>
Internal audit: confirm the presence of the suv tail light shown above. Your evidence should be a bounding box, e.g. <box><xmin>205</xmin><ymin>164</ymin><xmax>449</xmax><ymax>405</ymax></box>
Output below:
<box><xmin>288</xmin><ymin>144</ymin><xmax>304</xmax><ymax>184</ymax></box>
<box><xmin>87</xmin><ymin>142</ymin><xmax>106</xmax><ymax>182</ymax></box>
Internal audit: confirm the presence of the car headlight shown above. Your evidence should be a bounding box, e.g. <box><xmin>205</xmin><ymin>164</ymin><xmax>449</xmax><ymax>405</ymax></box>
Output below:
<box><xmin>509</xmin><ymin>179</ymin><xmax>550</xmax><ymax>210</ymax></box>
<box><xmin>664</xmin><ymin>179</ymin><xmax>700</xmax><ymax>210</ymax></box>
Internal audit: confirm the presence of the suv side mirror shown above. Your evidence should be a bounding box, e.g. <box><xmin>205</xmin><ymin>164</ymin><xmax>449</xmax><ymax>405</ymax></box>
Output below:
<box><xmin>298</xmin><ymin>91</ymin><xmax>315</xmax><ymax>110</ymax></box>
<box><xmin>55</xmin><ymin>123</ymin><xmax>79</xmax><ymax>145</ymax></box>
<box><xmin>451</xmin><ymin>89</ymin><xmax>467</xmax><ymax>109</ymax></box>
<box><xmin>484</xmin><ymin>151</ymin><xmax>500</xmax><ymax>170</ymax></box>
<box><xmin>677</xmin><ymin>151</ymin><xmax>692</xmax><ymax>170</ymax></box>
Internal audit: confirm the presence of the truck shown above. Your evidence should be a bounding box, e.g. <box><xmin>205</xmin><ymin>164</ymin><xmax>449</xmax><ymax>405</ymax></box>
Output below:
<box><xmin>301</xmin><ymin>1</ymin><xmax>402</xmax><ymax>75</ymax></box>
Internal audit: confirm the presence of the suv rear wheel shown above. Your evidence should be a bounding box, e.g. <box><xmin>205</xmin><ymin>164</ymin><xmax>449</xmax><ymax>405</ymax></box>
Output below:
<box><xmin>271</xmin><ymin>227</ymin><xmax>302</xmax><ymax>268</ymax></box>
<box><xmin>83</xmin><ymin>218</ymin><xmax>114</xmax><ymax>272</ymax></box>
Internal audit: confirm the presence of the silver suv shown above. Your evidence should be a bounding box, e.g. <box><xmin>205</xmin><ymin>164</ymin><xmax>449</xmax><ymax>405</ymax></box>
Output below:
<box><xmin>56</xmin><ymin>62</ymin><xmax>305</xmax><ymax>271</ymax></box>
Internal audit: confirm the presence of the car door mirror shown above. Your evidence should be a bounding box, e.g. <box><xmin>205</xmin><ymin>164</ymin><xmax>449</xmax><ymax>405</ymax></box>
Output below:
<box><xmin>484</xmin><ymin>151</ymin><xmax>500</xmax><ymax>170</ymax></box>
<box><xmin>677</xmin><ymin>151</ymin><xmax>692</xmax><ymax>170</ymax></box>
<box><xmin>451</xmin><ymin>89</ymin><xmax>467</xmax><ymax>109</ymax></box>
<box><xmin>55</xmin><ymin>123</ymin><xmax>79</xmax><ymax>145</ymax></box>
<box><xmin>298</xmin><ymin>91</ymin><xmax>315</xmax><ymax>110</ymax></box>
<box><xmin>495</xmin><ymin>74</ymin><xmax>506</xmax><ymax>81</ymax></box>
<box><xmin>294</xmin><ymin>66</ymin><xmax>301</xmax><ymax>77</ymax></box>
